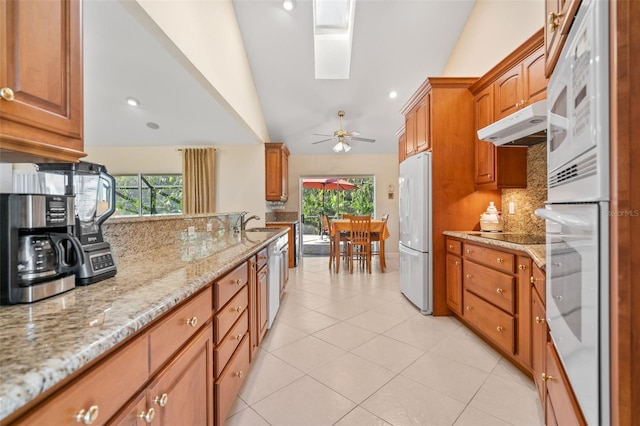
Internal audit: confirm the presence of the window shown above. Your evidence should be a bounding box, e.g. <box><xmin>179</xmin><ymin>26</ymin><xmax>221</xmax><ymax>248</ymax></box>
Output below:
<box><xmin>114</xmin><ymin>174</ymin><xmax>182</xmax><ymax>216</ymax></box>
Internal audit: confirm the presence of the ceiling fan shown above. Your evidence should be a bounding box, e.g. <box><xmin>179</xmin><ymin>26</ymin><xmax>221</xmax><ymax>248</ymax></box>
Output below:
<box><xmin>312</xmin><ymin>110</ymin><xmax>376</xmax><ymax>152</ymax></box>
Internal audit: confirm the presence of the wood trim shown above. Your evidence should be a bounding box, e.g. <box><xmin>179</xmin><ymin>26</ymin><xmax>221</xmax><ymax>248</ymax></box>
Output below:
<box><xmin>470</xmin><ymin>29</ymin><xmax>544</xmax><ymax>95</ymax></box>
<box><xmin>609</xmin><ymin>1</ymin><xmax>640</xmax><ymax>425</ymax></box>
<box><xmin>400</xmin><ymin>77</ymin><xmax>477</xmax><ymax>114</ymax></box>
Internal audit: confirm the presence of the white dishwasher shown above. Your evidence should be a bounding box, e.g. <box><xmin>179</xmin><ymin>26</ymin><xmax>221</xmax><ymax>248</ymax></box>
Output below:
<box><xmin>267</xmin><ymin>233</ymin><xmax>288</xmax><ymax>328</ymax></box>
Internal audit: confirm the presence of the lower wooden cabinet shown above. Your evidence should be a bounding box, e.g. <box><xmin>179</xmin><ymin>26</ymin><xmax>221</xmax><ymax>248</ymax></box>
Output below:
<box><xmin>531</xmin><ymin>287</ymin><xmax>547</xmax><ymax>404</ymax></box>
<box><xmin>544</xmin><ymin>342</ymin><xmax>586</xmax><ymax>425</ymax></box>
<box><xmin>445</xmin><ymin>253</ymin><xmax>462</xmax><ymax>315</ymax></box>
<box><xmin>215</xmin><ymin>336</ymin><xmax>250</xmax><ymax>426</ymax></box>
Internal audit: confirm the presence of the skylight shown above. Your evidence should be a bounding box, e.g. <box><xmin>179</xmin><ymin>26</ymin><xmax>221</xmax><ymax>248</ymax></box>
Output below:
<box><xmin>313</xmin><ymin>0</ymin><xmax>356</xmax><ymax>79</ymax></box>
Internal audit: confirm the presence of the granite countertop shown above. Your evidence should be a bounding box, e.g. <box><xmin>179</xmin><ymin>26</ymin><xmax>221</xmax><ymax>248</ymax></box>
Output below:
<box><xmin>444</xmin><ymin>231</ymin><xmax>546</xmax><ymax>269</ymax></box>
<box><xmin>0</xmin><ymin>228</ymin><xmax>287</xmax><ymax>421</ymax></box>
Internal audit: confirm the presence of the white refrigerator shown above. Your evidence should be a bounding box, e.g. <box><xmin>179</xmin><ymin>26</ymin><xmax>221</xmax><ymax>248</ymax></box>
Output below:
<box><xmin>399</xmin><ymin>152</ymin><xmax>432</xmax><ymax>314</ymax></box>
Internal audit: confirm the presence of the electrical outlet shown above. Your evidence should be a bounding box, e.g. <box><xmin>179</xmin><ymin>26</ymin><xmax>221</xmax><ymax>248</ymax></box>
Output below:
<box><xmin>206</xmin><ymin>222</ymin><xmax>212</xmax><ymax>232</ymax></box>
<box><xmin>188</xmin><ymin>226</ymin><xmax>196</xmax><ymax>236</ymax></box>
<box><xmin>508</xmin><ymin>202</ymin><xmax>516</xmax><ymax>215</ymax></box>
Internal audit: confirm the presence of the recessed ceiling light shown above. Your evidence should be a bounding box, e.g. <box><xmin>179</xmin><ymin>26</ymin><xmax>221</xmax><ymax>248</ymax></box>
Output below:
<box><xmin>283</xmin><ymin>0</ymin><xmax>295</xmax><ymax>11</ymax></box>
<box><xmin>126</xmin><ymin>96</ymin><xmax>140</xmax><ymax>107</ymax></box>
<box><xmin>389</xmin><ymin>91</ymin><xmax>398</xmax><ymax>99</ymax></box>
<box><xmin>146</xmin><ymin>122</ymin><xmax>160</xmax><ymax>130</ymax></box>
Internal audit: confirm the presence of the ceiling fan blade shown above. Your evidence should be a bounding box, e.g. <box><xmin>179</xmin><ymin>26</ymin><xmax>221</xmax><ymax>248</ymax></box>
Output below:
<box><xmin>313</xmin><ymin>133</ymin><xmax>334</xmax><ymax>137</ymax></box>
<box><xmin>346</xmin><ymin>131</ymin><xmax>361</xmax><ymax>137</ymax></box>
<box><xmin>351</xmin><ymin>136</ymin><xmax>376</xmax><ymax>143</ymax></box>
<box><xmin>312</xmin><ymin>138</ymin><xmax>334</xmax><ymax>144</ymax></box>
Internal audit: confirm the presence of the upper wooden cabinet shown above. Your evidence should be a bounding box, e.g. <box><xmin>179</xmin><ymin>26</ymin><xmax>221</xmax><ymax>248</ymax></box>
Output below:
<box><xmin>545</xmin><ymin>0</ymin><xmax>582</xmax><ymax>77</ymax></box>
<box><xmin>402</xmin><ymin>88</ymin><xmax>432</xmax><ymax>160</ymax></box>
<box><xmin>264</xmin><ymin>142</ymin><xmax>289</xmax><ymax>202</ymax></box>
<box><xmin>0</xmin><ymin>0</ymin><xmax>85</xmax><ymax>163</ymax></box>
<box><xmin>397</xmin><ymin>131</ymin><xmax>406</xmax><ymax>164</ymax></box>
<box><xmin>470</xmin><ymin>29</ymin><xmax>546</xmax><ymax>190</ymax></box>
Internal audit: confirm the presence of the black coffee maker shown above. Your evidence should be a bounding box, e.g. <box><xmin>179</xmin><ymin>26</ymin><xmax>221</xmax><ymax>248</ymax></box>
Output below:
<box><xmin>0</xmin><ymin>194</ymin><xmax>82</xmax><ymax>304</ymax></box>
<box><xmin>36</xmin><ymin>161</ymin><xmax>117</xmax><ymax>285</ymax></box>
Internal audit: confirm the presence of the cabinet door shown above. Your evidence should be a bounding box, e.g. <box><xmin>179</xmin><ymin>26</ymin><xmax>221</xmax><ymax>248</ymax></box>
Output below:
<box><xmin>474</xmin><ymin>85</ymin><xmax>496</xmax><ymax>186</ymax></box>
<box><xmin>147</xmin><ymin>325</ymin><xmax>213</xmax><ymax>426</ymax></box>
<box><xmin>415</xmin><ymin>93</ymin><xmax>431</xmax><ymax>152</ymax></box>
<box><xmin>110</xmin><ymin>393</ymin><xmax>148</xmax><ymax>426</ymax></box>
<box><xmin>494</xmin><ymin>63</ymin><xmax>524</xmax><ymax>120</ymax></box>
<box><xmin>516</xmin><ymin>257</ymin><xmax>532</xmax><ymax>368</ymax></box>
<box><xmin>258</xmin><ymin>265</ymin><xmax>268</xmax><ymax>344</ymax></box>
<box><xmin>281</xmin><ymin>149</ymin><xmax>289</xmax><ymax>201</ymax></box>
<box><xmin>544</xmin><ymin>342</ymin><xmax>586</xmax><ymax>425</ymax></box>
<box><xmin>545</xmin><ymin>0</ymin><xmax>582</xmax><ymax>77</ymax></box>
<box><xmin>445</xmin><ymin>254</ymin><xmax>462</xmax><ymax>315</ymax></box>
<box><xmin>0</xmin><ymin>0</ymin><xmax>84</xmax><ymax>162</ymax></box>
<box><xmin>405</xmin><ymin>109</ymin><xmax>417</xmax><ymax>157</ymax></box>
<box><xmin>523</xmin><ymin>46</ymin><xmax>548</xmax><ymax>106</ymax></box>
<box><xmin>531</xmin><ymin>289</ymin><xmax>547</xmax><ymax>405</ymax></box>
<box><xmin>398</xmin><ymin>132</ymin><xmax>406</xmax><ymax>164</ymax></box>
<box><xmin>265</xmin><ymin>147</ymin><xmax>283</xmax><ymax>201</ymax></box>
<box><xmin>248</xmin><ymin>257</ymin><xmax>258</xmax><ymax>360</ymax></box>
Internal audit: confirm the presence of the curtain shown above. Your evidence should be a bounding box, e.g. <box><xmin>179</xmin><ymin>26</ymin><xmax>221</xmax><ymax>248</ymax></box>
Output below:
<box><xmin>182</xmin><ymin>148</ymin><xmax>216</xmax><ymax>214</ymax></box>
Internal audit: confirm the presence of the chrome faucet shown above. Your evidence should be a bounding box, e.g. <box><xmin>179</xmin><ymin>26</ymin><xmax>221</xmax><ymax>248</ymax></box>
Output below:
<box><xmin>234</xmin><ymin>212</ymin><xmax>261</xmax><ymax>232</ymax></box>
<box><xmin>241</xmin><ymin>215</ymin><xmax>260</xmax><ymax>230</ymax></box>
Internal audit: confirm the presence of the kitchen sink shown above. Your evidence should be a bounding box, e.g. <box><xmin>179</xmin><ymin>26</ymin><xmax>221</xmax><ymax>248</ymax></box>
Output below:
<box><xmin>245</xmin><ymin>227</ymin><xmax>277</xmax><ymax>232</ymax></box>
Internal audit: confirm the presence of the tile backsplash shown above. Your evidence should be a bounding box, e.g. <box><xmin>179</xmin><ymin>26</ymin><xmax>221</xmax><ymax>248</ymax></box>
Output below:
<box><xmin>501</xmin><ymin>143</ymin><xmax>547</xmax><ymax>236</ymax></box>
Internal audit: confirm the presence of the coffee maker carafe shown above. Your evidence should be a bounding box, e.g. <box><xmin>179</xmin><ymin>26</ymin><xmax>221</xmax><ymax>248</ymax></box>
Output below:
<box><xmin>0</xmin><ymin>194</ymin><xmax>82</xmax><ymax>305</ymax></box>
<box><xmin>36</xmin><ymin>161</ymin><xmax>117</xmax><ymax>285</ymax></box>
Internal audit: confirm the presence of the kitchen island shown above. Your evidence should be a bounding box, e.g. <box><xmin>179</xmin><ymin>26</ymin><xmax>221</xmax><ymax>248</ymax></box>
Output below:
<box><xmin>0</xmin><ymin>226</ymin><xmax>286</xmax><ymax>424</ymax></box>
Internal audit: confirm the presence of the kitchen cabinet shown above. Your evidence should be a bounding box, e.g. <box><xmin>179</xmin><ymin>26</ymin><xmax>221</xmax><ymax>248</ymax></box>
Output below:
<box><xmin>404</xmin><ymin>109</ymin><xmax>417</xmax><ymax>157</ymax></box>
<box><xmin>398</xmin><ymin>131</ymin><xmax>406</xmax><ymax>164</ymax></box>
<box><xmin>531</xmin><ymin>284</ymin><xmax>547</xmax><ymax>405</ymax></box>
<box><xmin>544</xmin><ymin>342</ymin><xmax>586</xmax><ymax>425</ymax></box>
<box><xmin>248</xmin><ymin>248</ymin><xmax>268</xmax><ymax>360</ymax></box>
<box><xmin>265</xmin><ymin>143</ymin><xmax>289</xmax><ymax>202</ymax></box>
<box><xmin>402</xmin><ymin>88</ymin><xmax>431</xmax><ymax>161</ymax></box>
<box><xmin>266</xmin><ymin>222</ymin><xmax>297</xmax><ymax>269</ymax></box>
<box><xmin>470</xmin><ymin>30</ymin><xmax>546</xmax><ymax>190</ymax></box>
<box><xmin>545</xmin><ymin>0</ymin><xmax>581</xmax><ymax>77</ymax></box>
<box><xmin>0</xmin><ymin>0</ymin><xmax>85</xmax><ymax>163</ymax></box>
<box><xmin>445</xmin><ymin>239</ymin><xmax>462</xmax><ymax>315</ymax></box>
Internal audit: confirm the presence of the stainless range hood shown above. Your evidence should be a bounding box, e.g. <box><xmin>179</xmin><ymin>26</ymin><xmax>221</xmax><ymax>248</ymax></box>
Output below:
<box><xmin>477</xmin><ymin>100</ymin><xmax>547</xmax><ymax>146</ymax></box>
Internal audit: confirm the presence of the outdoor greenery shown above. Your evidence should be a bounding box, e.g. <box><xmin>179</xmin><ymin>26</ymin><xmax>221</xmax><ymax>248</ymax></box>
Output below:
<box><xmin>302</xmin><ymin>176</ymin><xmax>375</xmax><ymax>233</ymax></box>
<box><xmin>114</xmin><ymin>174</ymin><xmax>182</xmax><ymax>216</ymax></box>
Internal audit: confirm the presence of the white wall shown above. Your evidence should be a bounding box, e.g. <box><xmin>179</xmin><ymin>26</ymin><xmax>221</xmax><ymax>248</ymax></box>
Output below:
<box><xmin>443</xmin><ymin>0</ymin><xmax>545</xmax><ymax>76</ymax></box>
<box><xmin>287</xmin><ymin>154</ymin><xmax>399</xmax><ymax>254</ymax></box>
<box><xmin>84</xmin><ymin>144</ymin><xmax>266</xmax><ymax>225</ymax></box>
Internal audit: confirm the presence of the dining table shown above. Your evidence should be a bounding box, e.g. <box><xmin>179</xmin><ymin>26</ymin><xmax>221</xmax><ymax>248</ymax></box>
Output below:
<box><xmin>330</xmin><ymin>218</ymin><xmax>391</xmax><ymax>272</ymax></box>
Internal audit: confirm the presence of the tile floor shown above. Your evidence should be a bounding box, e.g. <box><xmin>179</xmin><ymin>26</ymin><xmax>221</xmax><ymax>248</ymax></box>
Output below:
<box><xmin>226</xmin><ymin>256</ymin><xmax>544</xmax><ymax>426</ymax></box>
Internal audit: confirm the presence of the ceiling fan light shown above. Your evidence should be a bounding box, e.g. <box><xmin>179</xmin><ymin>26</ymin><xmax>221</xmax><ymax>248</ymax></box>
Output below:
<box><xmin>283</xmin><ymin>0</ymin><xmax>296</xmax><ymax>11</ymax></box>
<box><xmin>332</xmin><ymin>142</ymin><xmax>343</xmax><ymax>152</ymax></box>
<box><xmin>343</xmin><ymin>142</ymin><xmax>351</xmax><ymax>152</ymax></box>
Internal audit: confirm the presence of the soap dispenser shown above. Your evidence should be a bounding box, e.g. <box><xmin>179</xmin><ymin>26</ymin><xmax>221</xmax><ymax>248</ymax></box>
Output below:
<box><xmin>480</xmin><ymin>201</ymin><xmax>504</xmax><ymax>232</ymax></box>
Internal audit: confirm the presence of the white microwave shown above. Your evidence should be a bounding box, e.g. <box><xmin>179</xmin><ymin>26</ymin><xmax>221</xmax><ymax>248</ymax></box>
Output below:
<box><xmin>546</xmin><ymin>0</ymin><xmax>609</xmax><ymax>203</ymax></box>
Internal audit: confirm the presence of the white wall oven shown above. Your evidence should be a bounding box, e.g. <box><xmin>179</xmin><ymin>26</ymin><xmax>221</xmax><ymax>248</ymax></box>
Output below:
<box><xmin>535</xmin><ymin>0</ymin><xmax>610</xmax><ymax>424</ymax></box>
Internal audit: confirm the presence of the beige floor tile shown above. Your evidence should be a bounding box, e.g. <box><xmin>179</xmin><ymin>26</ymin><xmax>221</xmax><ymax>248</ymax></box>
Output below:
<box><xmin>345</xmin><ymin>310</ymin><xmax>407</xmax><ymax>333</ymax></box>
<box><xmin>401</xmin><ymin>352</ymin><xmax>490</xmax><ymax>403</ymax></box>
<box><xmin>225</xmin><ymin>407</ymin><xmax>270</xmax><ymax>426</ymax></box>
<box><xmin>252</xmin><ymin>376</ymin><xmax>355</xmax><ymax>426</ymax></box>
<box><xmin>334</xmin><ymin>406</ymin><xmax>392</xmax><ymax>426</ymax></box>
<box><xmin>453</xmin><ymin>406</ymin><xmax>513</xmax><ymax>426</ymax></box>
<box><xmin>492</xmin><ymin>357</ymin><xmax>538</xmax><ymax>390</ymax></box>
<box><xmin>375</xmin><ymin>299</ymin><xmax>422</xmax><ymax>320</ymax></box>
<box><xmin>310</xmin><ymin>352</ymin><xmax>395</xmax><ymax>403</ymax></box>
<box><xmin>226</xmin><ymin>396</ymin><xmax>248</xmax><ymax>418</ymax></box>
<box><xmin>279</xmin><ymin>309</ymin><xmax>341</xmax><ymax>334</ymax></box>
<box><xmin>430</xmin><ymin>330</ymin><xmax>502</xmax><ymax>373</ymax></box>
<box><xmin>271</xmin><ymin>335</ymin><xmax>345</xmax><ymax>373</ymax></box>
<box><xmin>313</xmin><ymin>321</ymin><xmax>377</xmax><ymax>350</ymax></box>
<box><xmin>259</xmin><ymin>321</ymin><xmax>308</xmax><ymax>352</ymax></box>
<box><xmin>469</xmin><ymin>375</ymin><xmax>544</xmax><ymax>425</ymax></box>
<box><xmin>362</xmin><ymin>375</ymin><xmax>466</xmax><ymax>426</ymax></box>
<box><xmin>238</xmin><ymin>349</ymin><xmax>304</xmax><ymax>405</ymax></box>
<box><xmin>282</xmin><ymin>289</ymin><xmax>334</xmax><ymax>310</ymax></box>
<box><xmin>383</xmin><ymin>314</ymin><xmax>460</xmax><ymax>351</ymax></box>
<box><xmin>341</xmin><ymin>293</ymin><xmax>388</xmax><ymax>309</ymax></box>
<box><xmin>311</xmin><ymin>299</ymin><xmax>368</xmax><ymax>320</ymax></box>
<box><xmin>350</xmin><ymin>334</ymin><xmax>425</xmax><ymax>373</ymax></box>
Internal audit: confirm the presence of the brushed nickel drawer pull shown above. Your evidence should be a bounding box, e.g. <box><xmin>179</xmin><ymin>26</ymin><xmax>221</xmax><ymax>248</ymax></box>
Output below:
<box><xmin>75</xmin><ymin>405</ymin><xmax>99</xmax><ymax>425</ymax></box>
<box><xmin>153</xmin><ymin>393</ymin><xmax>169</xmax><ymax>407</ymax></box>
<box><xmin>185</xmin><ymin>316</ymin><xmax>198</xmax><ymax>327</ymax></box>
<box><xmin>496</xmin><ymin>288</ymin><xmax>503</xmax><ymax>294</ymax></box>
<box><xmin>138</xmin><ymin>408</ymin><xmax>155</xmax><ymax>423</ymax></box>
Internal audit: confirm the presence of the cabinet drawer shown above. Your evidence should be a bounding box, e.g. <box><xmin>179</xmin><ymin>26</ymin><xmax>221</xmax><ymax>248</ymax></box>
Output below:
<box><xmin>150</xmin><ymin>286</ymin><xmax>212</xmax><ymax>372</ymax></box>
<box><xmin>545</xmin><ymin>342</ymin><xmax>585</xmax><ymax>425</ymax></box>
<box><xmin>214</xmin><ymin>309</ymin><xmax>249</xmax><ymax>378</ymax></box>
<box><xmin>215</xmin><ymin>335</ymin><xmax>250</xmax><ymax>426</ymax></box>
<box><xmin>14</xmin><ymin>335</ymin><xmax>148</xmax><ymax>426</ymax></box>
<box><xmin>257</xmin><ymin>247</ymin><xmax>268</xmax><ymax>270</ymax></box>
<box><xmin>446</xmin><ymin>238</ymin><xmax>461</xmax><ymax>255</ymax></box>
<box><xmin>214</xmin><ymin>262</ymin><xmax>248</xmax><ymax>310</ymax></box>
<box><xmin>463</xmin><ymin>243</ymin><xmax>514</xmax><ymax>273</ymax></box>
<box><xmin>532</xmin><ymin>264</ymin><xmax>546</xmax><ymax>304</ymax></box>
<box><xmin>464</xmin><ymin>260</ymin><xmax>516</xmax><ymax>314</ymax></box>
<box><xmin>463</xmin><ymin>290</ymin><xmax>515</xmax><ymax>354</ymax></box>
<box><xmin>214</xmin><ymin>285</ymin><xmax>249</xmax><ymax>345</ymax></box>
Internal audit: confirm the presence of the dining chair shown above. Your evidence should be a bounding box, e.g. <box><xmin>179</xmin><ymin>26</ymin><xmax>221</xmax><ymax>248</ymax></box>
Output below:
<box><xmin>371</xmin><ymin>214</ymin><xmax>389</xmax><ymax>271</ymax></box>
<box><xmin>347</xmin><ymin>215</ymin><xmax>372</xmax><ymax>274</ymax></box>
<box><xmin>320</xmin><ymin>214</ymin><xmax>331</xmax><ymax>240</ymax></box>
<box><xmin>324</xmin><ymin>214</ymin><xmax>348</xmax><ymax>271</ymax></box>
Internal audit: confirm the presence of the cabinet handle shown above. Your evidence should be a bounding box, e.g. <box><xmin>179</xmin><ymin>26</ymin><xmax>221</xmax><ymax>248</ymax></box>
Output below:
<box><xmin>488</xmin><ymin>174</ymin><xmax>492</xmax><ymax>180</ymax></box>
<box><xmin>497</xmin><ymin>258</ymin><xmax>504</xmax><ymax>264</ymax></box>
<box><xmin>465</xmin><ymin>305</ymin><xmax>472</xmax><ymax>311</ymax></box>
<box><xmin>548</xmin><ymin>12</ymin><xmax>564</xmax><ymax>33</ymax></box>
<box><xmin>530</xmin><ymin>276</ymin><xmax>536</xmax><ymax>284</ymax></box>
<box><xmin>541</xmin><ymin>372</ymin><xmax>555</xmax><ymax>381</ymax></box>
<box><xmin>496</xmin><ymin>326</ymin><xmax>504</xmax><ymax>332</ymax></box>
<box><xmin>235</xmin><ymin>370</ymin><xmax>244</xmax><ymax>378</ymax></box>
<box><xmin>235</xmin><ymin>306</ymin><xmax>244</xmax><ymax>313</ymax></box>
<box><xmin>235</xmin><ymin>333</ymin><xmax>244</xmax><ymax>341</ymax></box>
<box><xmin>153</xmin><ymin>393</ymin><xmax>169</xmax><ymax>407</ymax></box>
<box><xmin>496</xmin><ymin>288</ymin><xmax>503</xmax><ymax>294</ymax></box>
<box><xmin>466</xmin><ymin>274</ymin><xmax>472</xmax><ymax>279</ymax></box>
<box><xmin>518</xmin><ymin>264</ymin><xmax>527</xmax><ymax>270</ymax></box>
<box><xmin>75</xmin><ymin>405</ymin><xmax>99</xmax><ymax>425</ymax></box>
<box><xmin>0</xmin><ymin>87</ymin><xmax>15</xmax><ymax>101</ymax></box>
<box><xmin>138</xmin><ymin>408</ymin><xmax>155</xmax><ymax>423</ymax></box>
<box><xmin>535</xmin><ymin>316</ymin><xmax>545</xmax><ymax>324</ymax></box>
<box><xmin>448</xmin><ymin>244</ymin><xmax>454</xmax><ymax>249</ymax></box>
<box><xmin>455</xmin><ymin>261</ymin><xmax>460</xmax><ymax>266</ymax></box>
<box><xmin>466</xmin><ymin>249</ymin><xmax>473</xmax><ymax>254</ymax></box>
<box><xmin>235</xmin><ymin>278</ymin><xmax>243</xmax><ymax>286</ymax></box>
<box><xmin>185</xmin><ymin>316</ymin><xmax>198</xmax><ymax>327</ymax></box>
